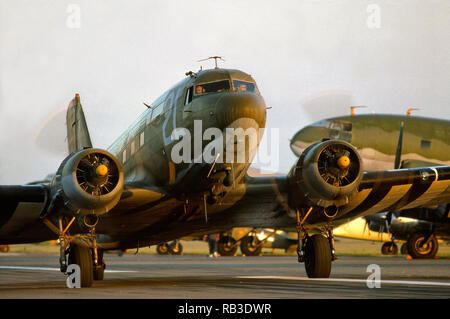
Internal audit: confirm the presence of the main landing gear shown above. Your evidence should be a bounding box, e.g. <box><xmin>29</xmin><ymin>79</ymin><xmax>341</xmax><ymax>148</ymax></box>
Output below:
<box><xmin>407</xmin><ymin>233</ymin><xmax>438</xmax><ymax>259</ymax></box>
<box><xmin>295</xmin><ymin>208</ymin><xmax>336</xmax><ymax>278</ymax></box>
<box><xmin>43</xmin><ymin>215</ymin><xmax>105</xmax><ymax>288</ymax></box>
<box><xmin>381</xmin><ymin>242</ymin><xmax>398</xmax><ymax>255</ymax></box>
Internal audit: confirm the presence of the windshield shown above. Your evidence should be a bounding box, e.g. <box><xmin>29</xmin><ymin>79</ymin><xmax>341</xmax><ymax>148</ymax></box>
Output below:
<box><xmin>233</xmin><ymin>80</ymin><xmax>257</xmax><ymax>93</ymax></box>
<box><xmin>195</xmin><ymin>80</ymin><xmax>230</xmax><ymax>96</ymax></box>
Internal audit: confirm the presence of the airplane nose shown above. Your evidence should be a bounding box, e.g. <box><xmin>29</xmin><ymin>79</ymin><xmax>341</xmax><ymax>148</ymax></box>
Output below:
<box><xmin>214</xmin><ymin>92</ymin><xmax>266</xmax><ymax>130</ymax></box>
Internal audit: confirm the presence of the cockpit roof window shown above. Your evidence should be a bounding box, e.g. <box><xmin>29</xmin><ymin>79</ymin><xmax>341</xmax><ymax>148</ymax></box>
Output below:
<box><xmin>195</xmin><ymin>80</ymin><xmax>230</xmax><ymax>96</ymax></box>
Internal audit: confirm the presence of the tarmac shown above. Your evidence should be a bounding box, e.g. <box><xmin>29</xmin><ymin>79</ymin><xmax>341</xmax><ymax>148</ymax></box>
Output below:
<box><xmin>0</xmin><ymin>253</ymin><xmax>449</xmax><ymax>299</ymax></box>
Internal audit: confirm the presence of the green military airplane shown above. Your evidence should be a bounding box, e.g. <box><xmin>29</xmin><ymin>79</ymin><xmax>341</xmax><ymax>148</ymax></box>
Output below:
<box><xmin>290</xmin><ymin>114</ymin><xmax>450</xmax><ymax>258</ymax></box>
<box><xmin>1</xmin><ymin>65</ymin><xmax>450</xmax><ymax>287</ymax></box>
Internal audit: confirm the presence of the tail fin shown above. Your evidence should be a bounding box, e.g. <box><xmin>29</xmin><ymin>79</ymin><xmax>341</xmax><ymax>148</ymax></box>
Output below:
<box><xmin>66</xmin><ymin>94</ymin><xmax>93</xmax><ymax>153</ymax></box>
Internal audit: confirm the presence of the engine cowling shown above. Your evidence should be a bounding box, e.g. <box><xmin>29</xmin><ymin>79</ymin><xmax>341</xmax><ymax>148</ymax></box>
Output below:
<box><xmin>288</xmin><ymin>140</ymin><xmax>363</xmax><ymax>211</ymax></box>
<box><xmin>51</xmin><ymin>148</ymin><xmax>124</xmax><ymax>216</ymax></box>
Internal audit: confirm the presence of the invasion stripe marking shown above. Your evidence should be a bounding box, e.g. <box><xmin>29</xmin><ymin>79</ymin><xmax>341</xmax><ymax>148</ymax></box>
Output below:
<box><xmin>399</xmin><ymin>180</ymin><xmax>450</xmax><ymax>210</ymax></box>
<box><xmin>359</xmin><ymin>185</ymin><xmax>412</xmax><ymax>216</ymax></box>
<box><xmin>337</xmin><ymin>189</ymin><xmax>371</xmax><ymax>216</ymax></box>
<box><xmin>236</xmin><ymin>276</ymin><xmax>450</xmax><ymax>287</ymax></box>
<box><xmin>383</xmin><ymin>179</ymin><xmax>433</xmax><ymax>212</ymax></box>
<box><xmin>343</xmin><ymin>184</ymin><xmax>395</xmax><ymax>220</ymax></box>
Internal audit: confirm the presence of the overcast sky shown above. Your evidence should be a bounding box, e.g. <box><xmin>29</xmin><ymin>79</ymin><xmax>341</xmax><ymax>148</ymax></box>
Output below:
<box><xmin>0</xmin><ymin>0</ymin><xmax>449</xmax><ymax>183</ymax></box>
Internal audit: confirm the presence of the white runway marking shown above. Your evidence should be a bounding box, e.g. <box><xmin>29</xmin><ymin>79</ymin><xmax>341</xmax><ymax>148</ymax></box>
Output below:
<box><xmin>236</xmin><ymin>276</ymin><xmax>450</xmax><ymax>287</ymax></box>
<box><xmin>0</xmin><ymin>266</ymin><xmax>137</xmax><ymax>273</ymax></box>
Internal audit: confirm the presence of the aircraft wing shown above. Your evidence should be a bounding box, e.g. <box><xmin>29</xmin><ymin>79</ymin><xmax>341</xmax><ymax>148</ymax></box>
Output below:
<box><xmin>336</xmin><ymin>166</ymin><xmax>450</xmax><ymax>221</ymax></box>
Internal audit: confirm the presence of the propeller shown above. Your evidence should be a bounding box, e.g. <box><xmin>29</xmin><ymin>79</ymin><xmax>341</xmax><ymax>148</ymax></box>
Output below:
<box><xmin>317</xmin><ymin>144</ymin><xmax>360</xmax><ymax>187</ymax></box>
<box><xmin>76</xmin><ymin>153</ymin><xmax>119</xmax><ymax>196</ymax></box>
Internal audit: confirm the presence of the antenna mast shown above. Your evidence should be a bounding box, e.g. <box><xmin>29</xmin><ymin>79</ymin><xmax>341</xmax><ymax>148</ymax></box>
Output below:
<box><xmin>198</xmin><ymin>56</ymin><xmax>225</xmax><ymax>69</ymax></box>
<box><xmin>350</xmin><ymin>105</ymin><xmax>367</xmax><ymax>116</ymax></box>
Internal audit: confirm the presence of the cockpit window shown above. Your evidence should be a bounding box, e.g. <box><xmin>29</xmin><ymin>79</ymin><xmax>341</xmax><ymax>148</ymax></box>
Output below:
<box><xmin>195</xmin><ymin>80</ymin><xmax>230</xmax><ymax>96</ymax></box>
<box><xmin>233</xmin><ymin>80</ymin><xmax>256</xmax><ymax>93</ymax></box>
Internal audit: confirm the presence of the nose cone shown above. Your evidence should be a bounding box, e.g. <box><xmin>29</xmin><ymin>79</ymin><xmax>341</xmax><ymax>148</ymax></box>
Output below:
<box><xmin>290</xmin><ymin>123</ymin><xmax>330</xmax><ymax>157</ymax></box>
<box><xmin>215</xmin><ymin>92</ymin><xmax>266</xmax><ymax>130</ymax></box>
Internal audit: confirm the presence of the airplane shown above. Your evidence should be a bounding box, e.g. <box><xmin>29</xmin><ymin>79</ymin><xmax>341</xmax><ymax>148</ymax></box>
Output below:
<box><xmin>1</xmin><ymin>64</ymin><xmax>450</xmax><ymax>287</ymax></box>
<box><xmin>290</xmin><ymin>113</ymin><xmax>450</xmax><ymax>258</ymax></box>
<box><xmin>155</xmin><ymin>228</ymin><xmax>297</xmax><ymax>256</ymax></box>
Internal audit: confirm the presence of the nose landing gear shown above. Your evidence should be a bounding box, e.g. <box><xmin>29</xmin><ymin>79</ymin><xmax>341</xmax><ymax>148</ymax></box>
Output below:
<box><xmin>42</xmin><ymin>215</ymin><xmax>105</xmax><ymax>288</ymax></box>
<box><xmin>295</xmin><ymin>208</ymin><xmax>335</xmax><ymax>278</ymax></box>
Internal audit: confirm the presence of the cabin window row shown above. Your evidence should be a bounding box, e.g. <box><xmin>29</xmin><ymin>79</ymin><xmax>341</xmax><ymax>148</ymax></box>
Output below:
<box><xmin>122</xmin><ymin>130</ymin><xmax>145</xmax><ymax>164</ymax></box>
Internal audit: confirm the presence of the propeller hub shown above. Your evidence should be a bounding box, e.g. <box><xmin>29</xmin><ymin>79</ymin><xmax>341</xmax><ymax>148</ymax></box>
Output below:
<box><xmin>95</xmin><ymin>164</ymin><xmax>108</xmax><ymax>177</ymax></box>
<box><xmin>337</xmin><ymin>155</ymin><xmax>350</xmax><ymax>169</ymax></box>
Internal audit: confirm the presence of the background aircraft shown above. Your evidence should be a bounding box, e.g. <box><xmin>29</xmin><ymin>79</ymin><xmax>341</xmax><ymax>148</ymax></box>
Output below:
<box><xmin>291</xmin><ymin>113</ymin><xmax>450</xmax><ymax>258</ymax></box>
<box><xmin>1</xmin><ymin>67</ymin><xmax>450</xmax><ymax>288</ymax></box>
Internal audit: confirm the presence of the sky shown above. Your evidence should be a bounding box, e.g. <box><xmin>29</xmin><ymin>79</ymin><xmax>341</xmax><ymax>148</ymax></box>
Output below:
<box><xmin>0</xmin><ymin>0</ymin><xmax>449</xmax><ymax>183</ymax></box>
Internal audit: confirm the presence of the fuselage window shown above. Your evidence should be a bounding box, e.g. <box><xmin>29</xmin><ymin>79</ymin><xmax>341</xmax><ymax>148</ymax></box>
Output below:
<box><xmin>185</xmin><ymin>86</ymin><xmax>193</xmax><ymax>105</ymax></box>
<box><xmin>140</xmin><ymin>131</ymin><xmax>145</xmax><ymax>147</ymax></box>
<box><xmin>421</xmin><ymin>140</ymin><xmax>431</xmax><ymax>149</ymax></box>
<box><xmin>233</xmin><ymin>80</ymin><xmax>256</xmax><ymax>93</ymax></box>
<box><xmin>195</xmin><ymin>80</ymin><xmax>230</xmax><ymax>96</ymax></box>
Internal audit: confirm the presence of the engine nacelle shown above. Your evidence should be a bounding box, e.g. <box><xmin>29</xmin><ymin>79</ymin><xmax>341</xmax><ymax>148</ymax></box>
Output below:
<box><xmin>51</xmin><ymin>148</ymin><xmax>124</xmax><ymax>216</ymax></box>
<box><xmin>288</xmin><ymin>140</ymin><xmax>363</xmax><ymax>211</ymax></box>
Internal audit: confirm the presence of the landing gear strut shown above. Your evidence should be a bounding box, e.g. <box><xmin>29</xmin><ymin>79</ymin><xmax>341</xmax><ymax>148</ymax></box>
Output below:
<box><xmin>43</xmin><ymin>215</ymin><xmax>104</xmax><ymax>287</ymax></box>
<box><xmin>295</xmin><ymin>208</ymin><xmax>335</xmax><ymax>278</ymax></box>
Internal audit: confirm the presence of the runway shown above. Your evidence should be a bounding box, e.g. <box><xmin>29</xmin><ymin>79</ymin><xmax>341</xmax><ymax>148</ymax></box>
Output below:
<box><xmin>1</xmin><ymin>253</ymin><xmax>449</xmax><ymax>299</ymax></box>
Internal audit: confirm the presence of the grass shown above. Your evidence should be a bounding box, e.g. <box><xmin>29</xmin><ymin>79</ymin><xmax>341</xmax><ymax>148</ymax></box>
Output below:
<box><xmin>4</xmin><ymin>237</ymin><xmax>450</xmax><ymax>258</ymax></box>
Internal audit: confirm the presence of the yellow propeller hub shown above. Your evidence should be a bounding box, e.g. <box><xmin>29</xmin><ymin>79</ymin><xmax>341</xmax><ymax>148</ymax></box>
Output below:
<box><xmin>95</xmin><ymin>164</ymin><xmax>108</xmax><ymax>177</ymax></box>
<box><xmin>337</xmin><ymin>155</ymin><xmax>350</xmax><ymax>169</ymax></box>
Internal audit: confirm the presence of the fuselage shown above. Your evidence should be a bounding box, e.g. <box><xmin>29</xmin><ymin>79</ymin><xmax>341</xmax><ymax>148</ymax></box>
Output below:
<box><xmin>107</xmin><ymin>68</ymin><xmax>266</xmax><ymax>196</ymax></box>
<box><xmin>291</xmin><ymin>114</ymin><xmax>450</xmax><ymax>170</ymax></box>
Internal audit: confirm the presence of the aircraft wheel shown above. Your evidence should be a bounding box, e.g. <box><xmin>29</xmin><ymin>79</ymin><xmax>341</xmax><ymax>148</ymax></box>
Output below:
<box><xmin>407</xmin><ymin>233</ymin><xmax>438</xmax><ymax>259</ymax></box>
<box><xmin>93</xmin><ymin>249</ymin><xmax>105</xmax><ymax>281</ymax></box>
<box><xmin>68</xmin><ymin>244</ymin><xmax>93</xmax><ymax>288</ymax></box>
<box><xmin>400</xmin><ymin>243</ymin><xmax>408</xmax><ymax>255</ymax></box>
<box><xmin>169</xmin><ymin>241</ymin><xmax>183</xmax><ymax>255</ymax></box>
<box><xmin>381</xmin><ymin>242</ymin><xmax>398</xmax><ymax>255</ymax></box>
<box><xmin>217</xmin><ymin>236</ymin><xmax>238</xmax><ymax>256</ymax></box>
<box><xmin>304</xmin><ymin>234</ymin><xmax>332</xmax><ymax>278</ymax></box>
<box><xmin>156</xmin><ymin>243</ymin><xmax>170</xmax><ymax>255</ymax></box>
<box><xmin>0</xmin><ymin>245</ymin><xmax>9</xmax><ymax>253</ymax></box>
<box><xmin>240</xmin><ymin>236</ymin><xmax>262</xmax><ymax>256</ymax></box>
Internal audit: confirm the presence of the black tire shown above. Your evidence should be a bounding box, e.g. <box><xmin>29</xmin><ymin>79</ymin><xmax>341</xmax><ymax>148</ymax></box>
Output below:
<box><xmin>304</xmin><ymin>234</ymin><xmax>332</xmax><ymax>278</ymax></box>
<box><xmin>217</xmin><ymin>236</ymin><xmax>238</xmax><ymax>256</ymax></box>
<box><xmin>156</xmin><ymin>243</ymin><xmax>170</xmax><ymax>255</ymax></box>
<box><xmin>407</xmin><ymin>233</ymin><xmax>438</xmax><ymax>259</ymax></box>
<box><xmin>93</xmin><ymin>249</ymin><xmax>105</xmax><ymax>281</ymax></box>
<box><xmin>0</xmin><ymin>245</ymin><xmax>9</xmax><ymax>253</ymax></box>
<box><xmin>240</xmin><ymin>236</ymin><xmax>262</xmax><ymax>256</ymax></box>
<box><xmin>169</xmin><ymin>242</ymin><xmax>183</xmax><ymax>255</ymax></box>
<box><xmin>381</xmin><ymin>242</ymin><xmax>398</xmax><ymax>255</ymax></box>
<box><xmin>68</xmin><ymin>245</ymin><xmax>93</xmax><ymax>288</ymax></box>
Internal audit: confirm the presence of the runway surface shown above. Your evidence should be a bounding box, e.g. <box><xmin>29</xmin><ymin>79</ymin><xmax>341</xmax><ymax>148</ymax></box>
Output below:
<box><xmin>0</xmin><ymin>253</ymin><xmax>449</xmax><ymax>299</ymax></box>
